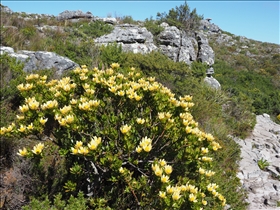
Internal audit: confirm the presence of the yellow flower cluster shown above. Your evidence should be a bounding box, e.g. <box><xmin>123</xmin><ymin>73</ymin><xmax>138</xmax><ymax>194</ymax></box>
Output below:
<box><xmin>207</xmin><ymin>183</ymin><xmax>226</xmax><ymax>206</ymax></box>
<box><xmin>78</xmin><ymin>99</ymin><xmax>100</xmax><ymax>111</ymax></box>
<box><xmin>0</xmin><ymin>123</ymin><xmax>15</xmax><ymax>135</ymax></box>
<box><xmin>71</xmin><ymin>137</ymin><xmax>102</xmax><ymax>156</ymax></box>
<box><xmin>152</xmin><ymin>159</ymin><xmax>172</xmax><ymax>183</ymax></box>
<box><xmin>136</xmin><ymin>136</ymin><xmax>153</xmax><ymax>153</ymax></box>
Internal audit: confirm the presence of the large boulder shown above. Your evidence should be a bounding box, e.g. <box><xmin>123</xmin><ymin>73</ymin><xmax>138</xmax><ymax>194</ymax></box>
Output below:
<box><xmin>0</xmin><ymin>46</ymin><xmax>78</xmax><ymax>76</ymax></box>
<box><xmin>57</xmin><ymin>10</ymin><xmax>93</xmax><ymax>21</ymax></box>
<box><xmin>199</xmin><ymin>19</ymin><xmax>220</xmax><ymax>33</ymax></box>
<box><xmin>95</xmin><ymin>24</ymin><xmax>157</xmax><ymax>54</ymax></box>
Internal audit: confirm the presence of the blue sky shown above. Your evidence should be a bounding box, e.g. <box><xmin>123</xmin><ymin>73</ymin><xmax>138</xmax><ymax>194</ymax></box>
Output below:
<box><xmin>2</xmin><ymin>1</ymin><xmax>279</xmax><ymax>44</ymax></box>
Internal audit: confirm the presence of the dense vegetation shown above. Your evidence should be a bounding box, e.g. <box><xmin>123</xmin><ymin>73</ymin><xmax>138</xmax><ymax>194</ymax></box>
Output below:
<box><xmin>0</xmin><ymin>2</ymin><xmax>279</xmax><ymax>209</ymax></box>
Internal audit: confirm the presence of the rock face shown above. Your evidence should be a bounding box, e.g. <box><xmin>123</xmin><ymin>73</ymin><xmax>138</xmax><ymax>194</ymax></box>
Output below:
<box><xmin>158</xmin><ymin>23</ymin><xmax>197</xmax><ymax>64</ymax></box>
<box><xmin>95</xmin><ymin>22</ymin><xmax>209</xmax><ymax>65</ymax></box>
<box><xmin>234</xmin><ymin>114</ymin><xmax>280</xmax><ymax>210</ymax></box>
<box><xmin>196</xmin><ymin>32</ymin><xmax>215</xmax><ymax>65</ymax></box>
<box><xmin>0</xmin><ymin>46</ymin><xmax>78</xmax><ymax>76</ymax></box>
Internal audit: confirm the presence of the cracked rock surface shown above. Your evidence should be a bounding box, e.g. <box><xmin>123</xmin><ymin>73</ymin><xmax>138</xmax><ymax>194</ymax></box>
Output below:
<box><xmin>234</xmin><ymin>114</ymin><xmax>280</xmax><ymax>209</ymax></box>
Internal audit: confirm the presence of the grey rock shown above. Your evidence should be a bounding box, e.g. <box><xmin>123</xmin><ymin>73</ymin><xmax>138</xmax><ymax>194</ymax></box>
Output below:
<box><xmin>158</xmin><ymin>25</ymin><xmax>181</xmax><ymax>47</ymax></box>
<box><xmin>95</xmin><ymin>24</ymin><xmax>157</xmax><ymax>54</ymax></box>
<box><xmin>36</xmin><ymin>25</ymin><xmax>64</xmax><ymax>33</ymax></box>
<box><xmin>93</xmin><ymin>17</ymin><xmax>118</xmax><ymax>25</ymax></box>
<box><xmin>0</xmin><ymin>5</ymin><xmax>13</xmax><ymax>14</ymax></box>
<box><xmin>0</xmin><ymin>46</ymin><xmax>78</xmax><ymax>76</ymax></box>
<box><xmin>204</xmin><ymin>76</ymin><xmax>221</xmax><ymax>90</ymax></box>
<box><xmin>158</xmin><ymin>24</ymin><xmax>197</xmax><ymax>64</ymax></box>
<box><xmin>196</xmin><ymin>33</ymin><xmax>215</xmax><ymax>65</ymax></box>
<box><xmin>199</xmin><ymin>19</ymin><xmax>220</xmax><ymax>33</ymax></box>
<box><xmin>234</xmin><ymin>114</ymin><xmax>280</xmax><ymax>209</ymax></box>
<box><xmin>57</xmin><ymin>10</ymin><xmax>93</xmax><ymax>21</ymax></box>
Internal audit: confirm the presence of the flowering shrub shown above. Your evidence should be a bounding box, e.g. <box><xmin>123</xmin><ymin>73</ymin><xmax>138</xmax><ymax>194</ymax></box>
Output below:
<box><xmin>1</xmin><ymin>64</ymin><xmax>226</xmax><ymax>209</ymax></box>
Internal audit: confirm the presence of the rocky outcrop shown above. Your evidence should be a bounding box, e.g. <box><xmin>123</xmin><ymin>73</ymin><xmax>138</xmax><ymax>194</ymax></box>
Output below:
<box><xmin>196</xmin><ymin>32</ymin><xmax>215</xmax><ymax>65</ymax></box>
<box><xmin>234</xmin><ymin>114</ymin><xmax>280</xmax><ymax>210</ymax></box>
<box><xmin>57</xmin><ymin>10</ymin><xmax>93</xmax><ymax>21</ymax></box>
<box><xmin>158</xmin><ymin>23</ymin><xmax>197</xmax><ymax>64</ymax></box>
<box><xmin>0</xmin><ymin>5</ymin><xmax>13</xmax><ymax>14</ymax></box>
<box><xmin>0</xmin><ymin>46</ymin><xmax>78</xmax><ymax>76</ymax></box>
<box><xmin>95</xmin><ymin>22</ymin><xmax>211</xmax><ymax>65</ymax></box>
<box><xmin>95</xmin><ymin>24</ymin><xmax>157</xmax><ymax>54</ymax></box>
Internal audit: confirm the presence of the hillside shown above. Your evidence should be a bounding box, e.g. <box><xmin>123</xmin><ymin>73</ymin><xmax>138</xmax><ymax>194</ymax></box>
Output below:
<box><xmin>0</xmin><ymin>3</ymin><xmax>280</xmax><ymax>210</ymax></box>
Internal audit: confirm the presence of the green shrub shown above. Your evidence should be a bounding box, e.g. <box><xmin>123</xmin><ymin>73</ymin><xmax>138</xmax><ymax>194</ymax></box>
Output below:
<box><xmin>99</xmin><ymin>42</ymin><xmax>127</xmax><ymax>67</ymax></box>
<box><xmin>143</xmin><ymin>17</ymin><xmax>164</xmax><ymax>37</ymax></box>
<box><xmin>2</xmin><ymin>64</ymin><xmax>227</xmax><ymax>209</ymax></box>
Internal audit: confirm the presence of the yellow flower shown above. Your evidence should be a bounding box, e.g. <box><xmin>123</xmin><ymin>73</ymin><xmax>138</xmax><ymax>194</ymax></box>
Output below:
<box><xmin>120</xmin><ymin>124</ymin><xmax>131</xmax><ymax>134</ymax></box>
<box><xmin>119</xmin><ymin>167</ymin><xmax>125</xmax><ymax>174</ymax></box>
<box><xmin>0</xmin><ymin>127</ymin><xmax>6</xmax><ymax>135</ymax></box>
<box><xmin>201</xmin><ymin>147</ymin><xmax>209</xmax><ymax>154</ymax></box>
<box><xmin>71</xmin><ymin>147</ymin><xmax>78</xmax><ymax>155</ymax></box>
<box><xmin>16</xmin><ymin>115</ymin><xmax>25</xmax><ymax>120</ymax></box>
<box><xmin>134</xmin><ymin>93</ymin><xmax>142</xmax><ymax>101</ymax></box>
<box><xmin>28</xmin><ymin>99</ymin><xmax>40</xmax><ymax>110</ymax></box>
<box><xmin>166</xmin><ymin>185</ymin><xmax>174</xmax><ymax>194</ymax></box>
<box><xmin>78</xmin><ymin>146</ymin><xmax>89</xmax><ymax>155</ymax></box>
<box><xmin>202</xmin><ymin>200</ymin><xmax>207</xmax><ymax>206</ymax></box>
<box><xmin>32</xmin><ymin>143</ymin><xmax>44</xmax><ymax>155</ymax></box>
<box><xmin>75</xmin><ymin>141</ymin><xmax>83</xmax><ymax>149</ymax></box>
<box><xmin>26</xmin><ymin>74</ymin><xmax>39</xmax><ymax>80</ymax></box>
<box><xmin>88</xmin><ymin>137</ymin><xmax>101</xmax><ymax>151</ymax></box>
<box><xmin>135</xmin><ymin>146</ymin><xmax>142</xmax><ymax>153</ymax></box>
<box><xmin>136</xmin><ymin>118</ymin><xmax>145</xmax><ymax>124</ymax></box>
<box><xmin>164</xmin><ymin>165</ymin><xmax>173</xmax><ymax>175</ymax></box>
<box><xmin>154</xmin><ymin>167</ymin><xmax>163</xmax><ymax>177</ymax></box>
<box><xmin>17</xmin><ymin>84</ymin><xmax>25</xmax><ymax>91</ymax></box>
<box><xmin>70</xmin><ymin>99</ymin><xmax>78</xmax><ymax>105</ymax></box>
<box><xmin>89</xmin><ymin>100</ymin><xmax>100</xmax><ymax>108</ymax></box>
<box><xmin>111</xmin><ymin>63</ymin><xmax>120</xmax><ymax>69</ymax></box>
<box><xmin>17</xmin><ymin>147</ymin><xmax>28</xmax><ymax>156</ymax></box>
<box><xmin>18</xmin><ymin>125</ymin><xmax>26</xmax><ymax>132</ymax></box>
<box><xmin>202</xmin><ymin>156</ymin><xmax>213</xmax><ymax>162</ymax></box>
<box><xmin>172</xmin><ymin>191</ymin><xmax>181</xmax><ymax>200</ymax></box>
<box><xmin>39</xmin><ymin>117</ymin><xmax>48</xmax><ymax>125</ymax></box>
<box><xmin>60</xmin><ymin>105</ymin><xmax>72</xmax><ymax>115</ymax></box>
<box><xmin>158</xmin><ymin>112</ymin><xmax>165</xmax><ymax>120</ymax></box>
<box><xmin>205</xmin><ymin>170</ymin><xmax>215</xmax><ymax>177</ymax></box>
<box><xmin>58</xmin><ymin>118</ymin><xmax>67</xmax><ymax>126</ymax></box>
<box><xmin>65</xmin><ymin>115</ymin><xmax>74</xmax><ymax>124</ymax></box>
<box><xmin>199</xmin><ymin>168</ymin><xmax>205</xmax><ymax>175</ymax></box>
<box><xmin>159</xmin><ymin>191</ymin><xmax>166</xmax><ymax>199</ymax></box>
<box><xmin>19</xmin><ymin>104</ymin><xmax>29</xmax><ymax>113</ymax></box>
<box><xmin>79</xmin><ymin>102</ymin><xmax>90</xmax><ymax>111</ymax></box>
<box><xmin>142</xmin><ymin>144</ymin><xmax>152</xmax><ymax>152</ymax></box>
<box><xmin>117</xmin><ymin>90</ymin><xmax>125</xmax><ymax>96</ymax></box>
<box><xmin>161</xmin><ymin>174</ymin><xmax>169</xmax><ymax>183</ymax></box>
<box><xmin>159</xmin><ymin>159</ymin><xmax>166</xmax><ymax>167</ymax></box>
<box><xmin>189</xmin><ymin>193</ymin><xmax>197</xmax><ymax>203</ymax></box>
<box><xmin>27</xmin><ymin>123</ymin><xmax>34</xmax><ymax>130</ymax></box>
